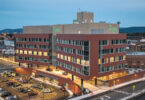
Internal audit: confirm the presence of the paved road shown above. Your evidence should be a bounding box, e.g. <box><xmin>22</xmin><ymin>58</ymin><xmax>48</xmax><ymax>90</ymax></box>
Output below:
<box><xmin>82</xmin><ymin>80</ymin><xmax>145</xmax><ymax>100</ymax></box>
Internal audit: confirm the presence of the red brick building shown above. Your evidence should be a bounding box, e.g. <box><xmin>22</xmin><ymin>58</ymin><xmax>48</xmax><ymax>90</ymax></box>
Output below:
<box><xmin>126</xmin><ymin>52</ymin><xmax>145</xmax><ymax>68</ymax></box>
<box><xmin>14</xmin><ymin>34</ymin><xmax>52</xmax><ymax>67</ymax></box>
<box><xmin>56</xmin><ymin>34</ymin><xmax>126</xmax><ymax>87</ymax></box>
<box><xmin>13</xmin><ymin>12</ymin><xmax>128</xmax><ymax>89</ymax></box>
<box><xmin>129</xmin><ymin>41</ymin><xmax>145</xmax><ymax>52</ymax></box>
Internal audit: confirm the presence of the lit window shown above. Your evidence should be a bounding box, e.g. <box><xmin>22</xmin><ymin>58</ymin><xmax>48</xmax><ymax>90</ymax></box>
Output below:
<box><xmin>85</xmin><ymin>61</ymin><xmax>90</xmax><ymax>66</ymax></box>
<box><xmin>115</xmin><ymin>56</ymin><xmax>118</xmax><ymax>61</ymax></box>
<box><xmin>28</xmin><ymin>51</ymin><xmax>32</xmax><ymax>55</ymax></box>
<box><xmin>77</xmin><ymin>58</ymin><xmax>80</xmax><ymax>64</ymax></box>
<box><xmin>106</xmin><ymin>58</ymin><xmax>109</xmax><ymax>63</ymax></box>
<box><xmin>68</xmin><ymin>56</ymin><xmax>71</xmax><ymax>61</ymax></box>
<box><xmin>81</xmin><ymin>60</ymin><xmax>85</xmax><ymax>66</ymax></box>
<box><xmin>43</xmin><ymin>52</ymin><xmax>47</xmax><ymax>56</ymax></box>
<box><xmin>57</xmin><ymin>53</ymin><xmax>60</xmax><ymax>58</ymax></box>
<box><xmin>20</xmin><ymin>50</ymin><xmax>23</xmax><ymax>54</ymax></box>
<box><xmin>34</xmin><ymin>51</ymin><xmax>37</xmax><ymax>55</ymax></box>
<box><xmin>61</xmin><ymin>54</ymin><xmax>63</xmax><ymax>59</ymax></box>
<box><xmin>65</xmin><ymin>56</ymin><xmax>67</xmax><ymax>60</ymax></box>
<box><xmin>123</xmin><ymin>55</ymin><xmax>126</xmax><ymax>60</ymax></box>
<box><xmin>110</xmin><ymin>57</ymin><xmax>114</xmax><ymax>63</ymax></box>
<box><xmin>24</xmin><ymin>50</ymin><xmax>27</xmax><ymax>54</ymax></box>
<box><xmin>38</xmin><ymin>51</ymin><xmax>42</xmax><ymax>56</ymax></box>
<box><xmin>98</xmin><ymin>59</ymin><xmax>101</xmax><ymax>64</ymax></box>
<box><xmin>15</xmin><ymin>50</ymin><xmax>19</xmax><ymax>54</ymax></box>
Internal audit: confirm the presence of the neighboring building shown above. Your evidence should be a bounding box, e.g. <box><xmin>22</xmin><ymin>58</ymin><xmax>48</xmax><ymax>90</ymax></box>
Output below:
<box><xmin>0</xmin><ymin>35</ymin><xmax>5</xmax><ymax>48</ymax></box>
<box><xmin>2</xmin><ymin>38</ymin><xmax>15</xmax><ymax>55</ymax></box>
<box><xmin>0</xmin><ymin>34</ymin><xmax>15</xmax><ymax>56</ymax></box>
<box><xmin>128</xmin><ymin>39</ymin><xmax>145</xmax><ymax>52</ymax></box>
<box><xmin>126</xmin><ymin>52</ymin><xmax>145</xmax><ymax>68</ymax></box>
<box><xmin>56</xmin><ymin>34</ymin><xmax>126</xmax><ymax>86</ymax></box>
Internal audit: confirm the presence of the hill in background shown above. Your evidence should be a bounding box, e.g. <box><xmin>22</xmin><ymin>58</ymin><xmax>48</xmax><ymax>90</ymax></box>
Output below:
<box><xmin>0</xmin><ymin>27</ymin><xmax>145</xmax><ymax>34</ymax></box>
<box><xmin>119</xmin><ymin>27</ymin><xmax>145</xmax><ymax>33</ymax></box>
<box><xmin>0</xmin><ymin>28</ymin><xmax>23</xmax><ymax>34</ymax></box>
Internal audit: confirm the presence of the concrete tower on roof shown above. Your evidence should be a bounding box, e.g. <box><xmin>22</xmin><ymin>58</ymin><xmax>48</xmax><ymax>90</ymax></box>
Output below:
<box><xmin>77</xmin><ymin>12</ymin><xmax>94</xmax><ymax>24</ymax></box>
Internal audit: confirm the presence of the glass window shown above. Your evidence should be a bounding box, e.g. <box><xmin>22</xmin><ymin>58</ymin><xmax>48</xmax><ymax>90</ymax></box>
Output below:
<box><xmin>43</xmin><ymin>52</ymin><xmax>48</xmax><ymax>56</ymax></box>
<box><xmin>110</xmin><ymin>57</ymin><xmax>114</xmax><ymax>63</ymax></box>
<box><xmin>38</xmin><ymin>51</ymin><xmax>42</xmax><ymax>56</ymax></box>
<box><xmin>76</xmin><ymin>68</ymin><xmax>81</xmax><ymax>73</ymax></box>
<box><xmin>77</xmin><ymin>58</ymin><xmax>80</xmax><ymax>64</ymax></box>
<box><xmin>24</xmin><ymin>50</ymin><xmax>27</xmax><ymax>54</ymax></box>
<box><xmin>28</xmin><ymin>51</ymin><xmax>32</xmax><ymax>55</ymax></box>
<box><xmin>15</xmin><ymin>50</ymin><xmax>19</xmax><ymax>54</ymax></box>
<box><xmin>68</xmin><ymin>56</ymin><xmax>71</xmax><ymax>61</ymax></box>
<box><xmin>123</xmin><ymin>55</ymin><xmax>126</xmax><ymax>60</ymax></box>
<box><xmin>34</xmin><ymin>51</ymin><xmax>37</xmax><ymax>55</ymax></box>
<box><xmin>61</xmin><ymin>54</ymin><xmax>63</xmax><ymax>59</ymax></box>
<box><xmin>20</xmin><ymin>50</ymin><xmax>23</xmax><ymax>54</ymax></box>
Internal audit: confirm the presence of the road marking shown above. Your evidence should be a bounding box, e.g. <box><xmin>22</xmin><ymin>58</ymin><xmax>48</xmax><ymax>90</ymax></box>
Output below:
<box><xmin>104</xmin><ymin>95</ymin><xmax>111</xmax><ymax>99</ymax></box>
<box><xmin>92</xmin><ymin>95</ymin><xmax>111</xmax><ymax>100</ymax></box>
<box><xmin>111</xmin><ymin>90</ymin><xmax>131</xmax><ymax>95</ymax></box>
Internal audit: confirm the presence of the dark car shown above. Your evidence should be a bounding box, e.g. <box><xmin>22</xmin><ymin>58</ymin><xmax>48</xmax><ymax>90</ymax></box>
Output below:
<box><xmin>1</xmin><ymin>79</ymin><xmax>8</xmax><ymax>82</ymax></box>
<box><xmin>1</xmin><ymin>92</ymin><xmax>11</xmax><ymax>97</ymax></box>
<box><xmin>22</xmin><ymin>89</ymin><xmax>30</xmax><ymax>93</ymax></box>
<box><xmin>28</xmin><ymin>91</ymin><xmax>38</xmax><ymax>96</ymax></box>
<box><xmin>12</xmin><ymin>83</ymin><xmax>21</xmax><ymax>87</ymax></box>
<box><xmin>23</xmin><ymin>80</ymin><xmax>29</xmax><ymax>84</ymax></box>
<box><xmin>32</xmin><ymin>84</ymin><xmax>42</xmax><ymax>89</ymax></box>
<box><xmin>0</xmin><ymin>89</ymin><xmax>5</xmax><ymax>96</ymax></box>
<box><xmin>18</xmin><ymin>88</ymin><xmax>31</xmax><ymax>93</ymax></box>
<box><xmin>18</xmin><ymin>88</ymin><xmax>25</xmax><ymax>92</ymax></box>
<box><xmin>7</xmin><ymin>82</ymin><xmax>15</xmax><ymax>86</ymax></box>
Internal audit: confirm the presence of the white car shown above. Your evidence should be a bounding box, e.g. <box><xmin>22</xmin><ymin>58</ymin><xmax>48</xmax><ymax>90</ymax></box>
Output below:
<box><xmin>42</xmin><ymin>89</ymin><xmax>51</xmax><ymax>93</ymax></box>
<box><xmin>6</xmin><ymin>95</ymin><xmax>17</xmax><ymax>100</ymax></box>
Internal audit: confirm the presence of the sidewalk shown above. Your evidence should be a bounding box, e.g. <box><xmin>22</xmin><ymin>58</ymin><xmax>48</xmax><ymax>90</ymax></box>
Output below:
<box><xmin>38</xmin><ymin>69</ymin><xmax>101</xmax><ymax>92</ymax></box>
<box><xmin>69</xmin><ymin>77</ymin><xmax>145</xmax><ymax>100</ymax></box>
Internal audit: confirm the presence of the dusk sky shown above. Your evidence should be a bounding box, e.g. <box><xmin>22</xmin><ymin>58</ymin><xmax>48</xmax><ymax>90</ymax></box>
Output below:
<box><xmin>0</xmin><ymin>0</ymin><xmax>145</xmax><ymax>30</ymax></box>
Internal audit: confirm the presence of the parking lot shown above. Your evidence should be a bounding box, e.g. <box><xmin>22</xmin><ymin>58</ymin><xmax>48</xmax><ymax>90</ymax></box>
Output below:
<box><xmin>0</xmin><ymin>62</ymin><xmax>68</xmax><ymax>100</ymax></box>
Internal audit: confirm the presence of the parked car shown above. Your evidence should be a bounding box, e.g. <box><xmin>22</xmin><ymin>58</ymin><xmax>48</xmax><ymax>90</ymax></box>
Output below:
<box><xmin>1</xmin><ymin>91</ymin><xmax>11</xmax><ymax>97</ymax></box>
<box><xmin>23</xmin><ymin>80</ymin><xmax>29</xmax><ymax>84</ymax></box>
<box><xmin>5</xmin><ymin>95</ymin><xmax>17</xmax><ymax>100</ymax></box>
<box><xmin>7</xmin><ymin>82</ymin><xmax>15</xmax><ymax>86</ymax></box>
<box><xmin>18</xmin><ymin>88</ymin><xmax>25</xmax><ymax>92</ymax></box>
<box><xmin>0</xmin><ymin>89</ymin><xmax>5</xmax><ymax>96</ymax></box>
<box><xmin>1</xmin><ymin>79</ymin><xmax>8</xmax><ymax>82</ymax></box>
<box><xmin>28</xmin><ymin>91</ymin><xmax>38</xmax><ymax>96</ymax></box>
<box><xmin>42</xmin><ymin>89</ymin><xmax>51</xmax><ymax>93</ymax></box>
<box><xmin>32</xmin><ymin>84</ymin><xmax>43</xmax><ymax>89</ymax></box>
<box><xmin>12</xmin><ymin>83</ymin><xmax>21</xmax><ymax>87</ymax></box>
<box><xmin>18</xmin><ymin>87</ymin><xmax>31</xmax><ymax>93</ymax></box>
<box><xmin>22</xmin><ymin>88</ymin><xmax>31</xmax><ymax>93</ymax></box>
